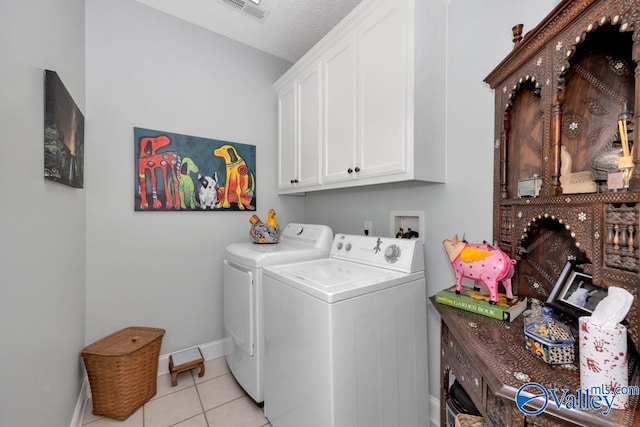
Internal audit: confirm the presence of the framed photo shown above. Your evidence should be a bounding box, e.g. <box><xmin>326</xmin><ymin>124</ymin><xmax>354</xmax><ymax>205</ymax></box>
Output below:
<box><xmin>44</xmin><ymin>70</ymin><xmax>84</xmax><ymax>188</ymax></box>
<box><xmin>546</xmin><ymin>261</ymin><xmax>607</xmax><ymax>318</ymax></box>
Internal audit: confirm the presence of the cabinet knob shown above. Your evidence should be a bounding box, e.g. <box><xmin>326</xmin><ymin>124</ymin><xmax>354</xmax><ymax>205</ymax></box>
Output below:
<box><xmin>354</xmin><ymin>166</ymin><xmax>360</xmax><ymax>173</ymax></box>
<box><xmin>347</xmin><ymin>168</ymin><xmax>353</xmax><ymax>174</ymax></box>
<box><xmin>290</xmin><ymin>179</ymin><xmax>295</xmax><ymax>184</ymax></box>
<box><xmin>290</xmin><ymin>179</ymin><xmax>299</xmax><ymax>184</ymax></box>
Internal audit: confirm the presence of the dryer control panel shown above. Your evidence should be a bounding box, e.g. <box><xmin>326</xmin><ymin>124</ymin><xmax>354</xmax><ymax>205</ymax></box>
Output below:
<box><xmin>330</xmin><ymin>234</ymin><xmax>424</xmax><ymax>273</ymax></box>
<box><xmin>281</xmin><ymin>223</ymin><xmax>334</xmax><ymax>248</ymax></box>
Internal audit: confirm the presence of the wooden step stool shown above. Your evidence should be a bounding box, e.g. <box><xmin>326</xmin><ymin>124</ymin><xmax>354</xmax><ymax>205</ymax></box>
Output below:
<box><xmin>169</xmin><ymin>347</ymin><xmax>205</xmax><ymax>386</ymax></box>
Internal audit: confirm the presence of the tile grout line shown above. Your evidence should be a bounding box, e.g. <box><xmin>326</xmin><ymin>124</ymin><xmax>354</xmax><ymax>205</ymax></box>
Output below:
<box><xmin>192</xmin><ymin>370</ymin><xmax>211</xmax><ymax>427</ymax></box>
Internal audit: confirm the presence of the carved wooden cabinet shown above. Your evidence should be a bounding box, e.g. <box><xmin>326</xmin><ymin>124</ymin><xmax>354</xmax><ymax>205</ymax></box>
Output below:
<box><xmin>484</xmin><ymin>0</ymin><xmax>640</xmax><ymax>347</ymax></box>
<box><xmin>437</xmin><ymin>0</ymin><xmax>640</xmax><ymax>425</ymax></box>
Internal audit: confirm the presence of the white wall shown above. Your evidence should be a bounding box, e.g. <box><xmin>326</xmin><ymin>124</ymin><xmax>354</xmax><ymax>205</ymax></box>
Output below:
<box><xmin>0</xmin><ymin>1</ymin><xmax>86</xmax><ymax>426</ymax></box>
<box><xmin>85</xmin><ymin>0</ymin><xmax>302</xmax><ymax>353</ymax></box>
<box><xmin>303</xmin><ymin>0</ymin><xmax>560</xmax><ymax>418</ymax></box>
<box><xmin>0</xmin><ymin>1</ymin><xmax>562</xmax><ymax>425</ymax></box>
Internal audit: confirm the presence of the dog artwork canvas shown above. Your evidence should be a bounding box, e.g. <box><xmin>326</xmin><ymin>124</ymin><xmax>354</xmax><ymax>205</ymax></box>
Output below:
<box><xmin>134</xmin><ymin>127</ymin><xmax>256</xmax><ymax>211</ymax></box>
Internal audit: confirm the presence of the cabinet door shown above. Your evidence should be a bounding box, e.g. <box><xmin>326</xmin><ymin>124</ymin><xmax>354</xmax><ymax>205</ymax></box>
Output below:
<box><xmin>297</xmin><ymin>64</ymin><xmax>322</xmax><ymax>188</ymax></box>
<box><xmin>277</xmin><ymin>83</ymin><xmax>297</xmax><ymax>190</ymax></box>
<box><xmin>356</xmin><ymin>1</ymin><xmax>408</xmax><ymax>178</ymax></box>
<box><xmin>322</xmin><ymin>35</ymin><xmax>357</xmax><ymax>184</ymax></box>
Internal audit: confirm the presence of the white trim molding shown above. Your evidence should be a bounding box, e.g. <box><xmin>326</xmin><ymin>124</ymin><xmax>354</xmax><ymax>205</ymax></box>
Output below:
<box><xmin>430</xmin><ymin>394</ymin><xmax>440</xmax><ymax>427</ymax></box>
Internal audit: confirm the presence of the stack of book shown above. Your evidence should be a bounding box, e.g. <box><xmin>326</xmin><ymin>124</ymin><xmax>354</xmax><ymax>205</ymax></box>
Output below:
<box><xmin>435</xmin><ymin>285</ymin><xmax>527</xmax><ymax>322</ymax></box>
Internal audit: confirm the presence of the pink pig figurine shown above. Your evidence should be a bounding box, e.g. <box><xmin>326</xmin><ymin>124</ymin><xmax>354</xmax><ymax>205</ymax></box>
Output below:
<box><xmin>443</xmin><ymin>235</ymin><xmax>516</xmax><ymax>305</ymax></box>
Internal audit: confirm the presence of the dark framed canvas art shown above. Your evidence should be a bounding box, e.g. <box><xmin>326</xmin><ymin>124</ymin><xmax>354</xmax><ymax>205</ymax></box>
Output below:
<box><xmin>44</xmin><ymin>70</ymin><xmax>84</xmax><ymax>188</ymax></box>
<box><xmin>134</xmin><ymin>127</ymin><xmax>256</xmax><ymax>211</ymax></box>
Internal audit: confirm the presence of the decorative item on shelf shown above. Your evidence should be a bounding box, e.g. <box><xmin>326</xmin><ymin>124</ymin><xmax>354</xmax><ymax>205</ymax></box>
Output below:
<box><xmin>595</xmin><ymin>103</ymin><xmax>634</xmax><ymax>191</ymax></box>
<box><xmin>249</xmin><ymin>209</ymin><xmax>280</xmax><ymax>244</ymax></box>
<box><xmin>546</xmin><ymin>261</ymin><xmax>607</xmax><ymax>321</ymax></box>
<box><xmin>559</xmin><ymin>146</ymin><xmax>597</xmax><ymax>194</ymax></box>
<box><xmin>442</xmin><ymin>235</ymin><xmax>516</xmax><ymax>305</ymax></box>
<box><xmin>511</xmin><ymin>23</ymin><xmax>524</xmax><ymax>46</ymax></box>
<box><xmin>524</xmin><ymin>306</ymin><xmax>575</xmax><ymax>365</ymax></box>
<box><xmin>607</xmin><ymin>168</ymin><xmax>625</xmax><ymax>191</ymax></box>
<box><xmin>618</xmin><ymin>112</ymin><xmax>634</xmax><ymax>190</ymax></box>
<box><xmin>618</xmin><ymin>101</ymin><xmax>634</xmax><ymax>149</ymax></box>
<box><xmin>517</xmin><ymin>176</ymin><xmax>542</xmax><ymax>198</ymax></box>
<box><xmin>593</xmin><ymin>141</ymin><xmax>624</xmax><ymax>179</ymax></box>
<box><xmin>435</xmin><ymin>284</ymin><xmax>527</xmax><ymax>322</ymax></box>
<box><xmin>522</xmin><ymin>298</ymin><xmax>542</xmax><ymax>322</ymax></box>
<box><xmin>618</xmin><ymin>155</ymin><xmax>634</xmax><ymax>190</ymax></box>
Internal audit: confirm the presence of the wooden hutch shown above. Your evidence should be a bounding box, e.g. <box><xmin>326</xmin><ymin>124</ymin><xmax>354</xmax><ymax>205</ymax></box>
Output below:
<box><xmin>435</xmin><ymin>0</ymin><xmax>640</xmax><ymax>425</ymax></box>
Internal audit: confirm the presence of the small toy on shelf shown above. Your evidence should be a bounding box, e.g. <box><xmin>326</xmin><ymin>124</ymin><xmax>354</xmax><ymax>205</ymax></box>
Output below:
<box><xmin>249</xmin><ymin>209</ymin><xmax>281</xmax><ymax>244</ymax></box>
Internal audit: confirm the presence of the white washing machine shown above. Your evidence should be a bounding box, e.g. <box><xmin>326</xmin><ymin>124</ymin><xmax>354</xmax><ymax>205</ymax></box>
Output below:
<box><xmin>223</xmin><ymin>223</ymin><xmax>333</xmax><ymax>404</ymax></box>
<box><xmin>263</xmin><ymin>234</ymin><xmax>429</xmax><ymax>427</ymax></box>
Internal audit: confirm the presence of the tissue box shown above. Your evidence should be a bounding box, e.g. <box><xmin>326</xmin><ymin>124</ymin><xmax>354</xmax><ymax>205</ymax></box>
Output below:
<box><xmin>579</xmin><ymin>316</ymin><xmax>629</xmax><ymax>409</ymax></box>
<box><xmin>524</xmin><ymin>308</ymin><xmax>575</xmax><ymax>365</ymax></box>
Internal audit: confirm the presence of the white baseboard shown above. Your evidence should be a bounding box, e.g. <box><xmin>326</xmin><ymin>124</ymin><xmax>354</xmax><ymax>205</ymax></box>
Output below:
<box><xmin>157</xmin><ymin>337</ymin><xmax>230</xmax><ymax>375</ymax></box>
<box><xmin>69</xmin><ymin>377</ymin><xmax>90</xmax><ymax>427</ymax></box>
<box><xmin>71</xmin><ymin>337</ymin><xmax>231</xmax><ymax>427</ymax></box>
<box><xmin>430</xmin><ymin>394</ymin><xmax>440</xmax><ymax>427</ymax></box>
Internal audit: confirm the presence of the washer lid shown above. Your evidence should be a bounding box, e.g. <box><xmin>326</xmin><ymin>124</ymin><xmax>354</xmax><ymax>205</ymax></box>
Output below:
<box><xmin>225</xmin><ymin>240</ymin><xmax>329</xmax><ymax>268</ymax></box>
<box><xmin>264</xmin><ymin>258</ymin><xmax>424</xmax><ymax>303</ymax></box>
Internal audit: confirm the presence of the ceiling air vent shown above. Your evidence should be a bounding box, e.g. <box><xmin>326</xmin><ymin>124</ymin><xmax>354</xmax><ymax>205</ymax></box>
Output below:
<box><xmin>219</xmin><ymin>0</ymin><xmax>269</xmax><ymax>23</ymax></box>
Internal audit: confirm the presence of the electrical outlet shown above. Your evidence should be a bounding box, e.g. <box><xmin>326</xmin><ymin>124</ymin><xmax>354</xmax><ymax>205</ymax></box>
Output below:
<box><xmin>364</xmin><ymin>220</ymin><xmax>372</xmax><ymax>236</ymax></box>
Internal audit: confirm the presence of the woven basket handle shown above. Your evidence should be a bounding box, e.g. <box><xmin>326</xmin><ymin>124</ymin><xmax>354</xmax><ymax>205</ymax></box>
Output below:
<box><xmin>131</xmin><ymin>336</ymin><xmax>140</xmax><ymax>343</ymax></box>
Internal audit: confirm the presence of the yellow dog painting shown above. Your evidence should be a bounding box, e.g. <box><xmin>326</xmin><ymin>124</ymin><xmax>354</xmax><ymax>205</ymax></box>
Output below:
<box><xmin>213</xmin><ymin>144</ymin><xmax>255</xmax><ymax>210</ymax></box>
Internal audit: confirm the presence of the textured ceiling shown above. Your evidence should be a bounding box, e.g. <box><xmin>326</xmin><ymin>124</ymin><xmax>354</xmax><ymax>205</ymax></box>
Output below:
<box><xmin>135</xmin><ymin>0</ymin><xmax>363</xmax><ymax>63</ymax></box>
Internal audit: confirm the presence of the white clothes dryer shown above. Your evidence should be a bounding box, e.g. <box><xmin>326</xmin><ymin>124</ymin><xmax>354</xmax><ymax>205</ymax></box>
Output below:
<box><xmin>223</xmin><ymin>223</ymin><xmax>333</xmax><ymax>404</ymax></box>
<box><xmin>263</xmin><ymin>234</ymin><xmax>429</xmax><ymax>427</ymax></box>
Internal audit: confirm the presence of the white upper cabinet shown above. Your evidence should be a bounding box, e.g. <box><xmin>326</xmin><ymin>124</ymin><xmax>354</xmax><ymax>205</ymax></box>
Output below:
<box><xmin>276</xmin><ymin>63</ymin><xmax>322</xmax><ymax>192</ymax></box>
<box><xmin>353</xmin><ymin>0</ymin><xmax>407</xmax><ymax>181</ymax></box>
<box><xmin>275</xmin><ymin>0</ymin><xmax>447</xmax><ymax>194</ymax></box>
<box><xmin>277</xmin><ymin>82</ymin><xmax>297</xmax><ymax>190</ymax></box>
<box><xmin>322</xmin><ymin>34</ymin><xmax>357</xmax><ymax>183</ymax></box>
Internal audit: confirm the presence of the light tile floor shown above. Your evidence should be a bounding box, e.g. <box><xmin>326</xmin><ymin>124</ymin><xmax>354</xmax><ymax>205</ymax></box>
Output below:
<box><xmin>82</xmin><ymin>357</ymin><xmax>271</xmax><ymax>427</ymax></box>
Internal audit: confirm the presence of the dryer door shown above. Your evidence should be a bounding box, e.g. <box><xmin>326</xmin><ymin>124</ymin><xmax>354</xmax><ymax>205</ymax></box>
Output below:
<box><xmin>223</xmin><ymin>260</ymin><xmax>254</xmax><ymax>356</ymax></box>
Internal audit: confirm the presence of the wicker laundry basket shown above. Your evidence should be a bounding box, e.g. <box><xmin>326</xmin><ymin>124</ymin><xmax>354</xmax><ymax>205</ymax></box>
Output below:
<box><xmin>81</xmin><ymin>326</ymin><xmax>165</xmax><ymax>421</ymax></box>
<box><xmin>455</xmin><ymin>414</ymin><xmax>485</xmax><ymax>427</ymax></box>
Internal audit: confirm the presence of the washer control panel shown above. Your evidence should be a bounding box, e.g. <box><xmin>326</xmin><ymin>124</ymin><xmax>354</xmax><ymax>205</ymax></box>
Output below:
<box><xmin>330</xmin><ymin>234</ymin><xmax>424</xmax><ymax>273</ymax></box>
